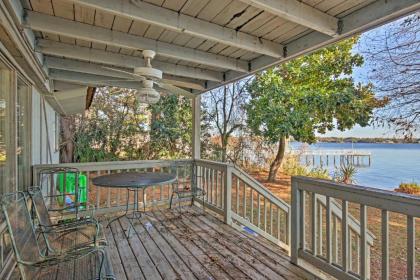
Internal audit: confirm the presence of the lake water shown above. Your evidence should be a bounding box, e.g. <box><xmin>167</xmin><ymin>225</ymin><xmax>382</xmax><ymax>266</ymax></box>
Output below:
<box><xmin>290</xmin><ymin>142</ymin><xmax>420</xmax><ymax>190</ymax></box>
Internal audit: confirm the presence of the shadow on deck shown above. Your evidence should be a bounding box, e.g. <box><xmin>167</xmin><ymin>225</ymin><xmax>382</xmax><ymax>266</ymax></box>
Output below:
<box><xmin>102</xmin><ymin>206</ymin><xmax>313</xmax><ymax>280</ymax></box>
<box><xmin>10</xmin><ymin>206</ymin><xmax>314</xmax><ymax>280</ymax></box>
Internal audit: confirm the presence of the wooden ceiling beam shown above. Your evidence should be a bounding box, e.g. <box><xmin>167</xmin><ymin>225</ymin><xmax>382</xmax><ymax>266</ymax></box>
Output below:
<box><xmin>44</xmin><ymin>56</ymin><xmax>206</xmax><ymax>91</ymax></box>
<box><xmin>36</xmin><ymin>39</ymin><xmax>223</xmax><ymax>82</ymax></box>
<box><xmin>61</xmin><ymin>0</ymin><xmax>284</xmax><ymax>57</ymax></box>
<box><xmin>24</xmin><ymin>11</ymin><xmax>249</xmax><ymax>72</ymax></box>
<box><xmin>49</xmin><ymin>69</ymin><xmax>197</xmax><ymax>98</ymax></box>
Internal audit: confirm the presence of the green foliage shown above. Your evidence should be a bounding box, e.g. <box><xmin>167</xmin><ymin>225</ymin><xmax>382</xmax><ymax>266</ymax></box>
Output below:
<box><xmin>395</xmin><ymin>182</ymin><xmax>420</xmax><ymax>195</ymax></box>
<box><xmin>334</xmin><ymin>163</ymin><xmax>358</xmax><ymax>184</ymax></box>
<box><xmin>246</xmin><ymin>37</ymin><xmax>385</xmax><ymax>145</ymax></box>
<box><xmin>282</xmin><ymin>155</ymin><xmax>331</xmax><ymax>180</ymax></box>
<box><xmin>148</xmin><ymin>95</ymin><xmax>192</xmax><ymax>159</ymax></box>
<box><xmin>73</xmin><ymin>87</ymin><xmax>192</xmax><ymax>162</ymax></box>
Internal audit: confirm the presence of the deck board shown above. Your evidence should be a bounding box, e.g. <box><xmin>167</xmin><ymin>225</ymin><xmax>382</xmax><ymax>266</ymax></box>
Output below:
<box><xmin>11</xmin><ymin>206</ymin><xmax>313</xmax><ymax>279</ymax></box>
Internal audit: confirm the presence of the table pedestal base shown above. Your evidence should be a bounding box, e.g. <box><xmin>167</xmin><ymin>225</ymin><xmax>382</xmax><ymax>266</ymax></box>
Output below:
<box><xmin>106</xmin><ymin>188</ymin><xmax>146</xmax><ymax>238</ymax></box>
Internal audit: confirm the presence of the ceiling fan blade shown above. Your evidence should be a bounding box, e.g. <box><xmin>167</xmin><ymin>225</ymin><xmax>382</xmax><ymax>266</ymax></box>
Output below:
<box><xmin>102</xmin><ymin>66</ymin><xmax>146</xmax><ymax>81</ymax></box>
<box><xmin>88</xmin><ymin>79</ymin><xmax>137</xmax><ymax>83</ymax></box>
<box><xmin>156</xmin><ymin>82</ymin><xmax>192</xmax><ymax>96</ymax></box>
<box><xmin>161</xmin><ymin>79</ymin><xmax>204</xmax><ymax>91</ymax></box>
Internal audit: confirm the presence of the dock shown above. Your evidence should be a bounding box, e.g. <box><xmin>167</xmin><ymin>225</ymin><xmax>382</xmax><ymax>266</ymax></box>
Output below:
<box><xmin>290</xmin><ymin>149</ymin><xmax>372</xmax><ymax>167</ymax></box>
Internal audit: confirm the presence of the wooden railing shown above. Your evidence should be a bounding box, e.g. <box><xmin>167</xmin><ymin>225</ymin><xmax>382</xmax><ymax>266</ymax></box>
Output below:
<box><xmin>30</xmin><ymin>159</ymin><xmax>390</xmax><ymax>280</ymax></box>
<box><xmin>291</xmin><ymin>176</ymin><xmax>420</xmax><ymax>280</ymax></box>
<box><xmin>32</xmin><ymin>160</ymin><xmax>193</xmax><ymax>216</ymax></box>
<box><xmin>195</xmin><ymin>159</ymin><xmax>291</xmax><ymax>251</ymax></box>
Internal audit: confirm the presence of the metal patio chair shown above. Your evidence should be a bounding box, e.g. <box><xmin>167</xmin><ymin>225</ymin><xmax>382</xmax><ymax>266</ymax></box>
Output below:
<box><xmin>28</xmin><ymin>186</ymin><xmax>107</xmax><ymax>255</ymax></box>
<box><xmin>37</xmin><ymin>167</ymin><xmax>83</xmax><ymax>219</ymax></box>
<box><xmin>169</xmin><ymin>164</ymin><xmax>205</xmax><ymax>213</ymax></box>
<box><xmin>1</xmin><ymin>192</ymin><xmax>111</xmax><ymax>280</ymax></box>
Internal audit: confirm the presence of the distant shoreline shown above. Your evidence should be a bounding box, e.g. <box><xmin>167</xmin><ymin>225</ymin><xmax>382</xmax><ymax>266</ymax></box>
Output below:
<box><xmin>316</xmin><ymin>137</ymin><xmax>420</xmax><ymax>144</ymax></box>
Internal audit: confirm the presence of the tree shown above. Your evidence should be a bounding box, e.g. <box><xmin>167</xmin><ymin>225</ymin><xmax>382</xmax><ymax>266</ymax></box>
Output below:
<box><xmin>203</xmin><ymin>80</ymin><xmax>249</xmax><ymax>162</ymax></box>
<box><xmin>148</xmin><ymin>94</ymin><xmax>192</xmax><ymax>159</ymax></box>
<box><xmin>71</xmin><ymin>87</ymin><xmax>192</xmax><ymax>162</ymax></box>
<box><xmin>246</xmin><ymin>38</ymin><xmax>385</xmax><ymax>182</ymax></box>
<box><xmin>73</xmin><ymin>87</ymin><xmax>148</xmax><ymax>162</ymax></box>
<box><xmin>362</xmin><ymin>15</ymin><xmax>419</xmax><ymax>136</ymax></box>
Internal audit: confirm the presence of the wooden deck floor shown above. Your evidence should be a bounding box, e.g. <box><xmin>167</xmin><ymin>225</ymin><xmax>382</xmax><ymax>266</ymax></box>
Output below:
<box><xmin>11</xmin><ymin>206</ymin><xmax>314</xmax><ymax>280</ymax></box>
<box><xmin>102</xmin><ymin>206</ymin><xmax>314</xmax><ymax>280</ymax></box>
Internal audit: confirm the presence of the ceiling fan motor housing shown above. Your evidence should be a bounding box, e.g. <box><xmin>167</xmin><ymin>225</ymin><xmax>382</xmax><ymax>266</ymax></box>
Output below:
<box><xmin>134</xmin><ymin>67</ymin><xmax>162</xmax><ymax>79</ymax></box>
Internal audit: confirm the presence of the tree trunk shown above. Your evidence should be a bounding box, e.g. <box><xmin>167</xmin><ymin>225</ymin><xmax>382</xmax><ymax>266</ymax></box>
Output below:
<box><xmin>221</xmin><ymin>136</ymin><xmax>228</xmax><ymax>162</ymax></box>
<box><xmin>267</xmin><ymin>136</ymin><xmax>287</xmax><ymax>182</ymax></box>
<box><xmin>60</xmin><ymin>116</ymin><xmax>75</xmax><ymax>163</ymax></box>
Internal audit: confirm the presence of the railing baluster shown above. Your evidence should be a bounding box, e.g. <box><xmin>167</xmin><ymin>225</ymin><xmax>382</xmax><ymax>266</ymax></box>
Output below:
<box><xmin>264</xmin><ymin>197</ymin><xmax>267</xmax><ymax>232</ymax></box>
<box><xmin>326</xmin><ymin>196</ymin><xmax>332</xmax><ymax>263</ymax></box>
<box><xmin>243</xmin><ymin>184</ymin><xmax>246</xmax><ymax>218</ymax></box>
<box><xmin>277</xmin><ymin>207</ymin><xmax>281</xmax><ymax>241</ymax></box>
<box><xmin>360</xmin><ymin>204</ymin><xmax>367</xmax><ymax>280</ymax></box>
<box><xmin>96</xmin><ymin>171</ymin><xmax>101</xmax><ymax>208</ymax></box>
<box><xmin>215</xmin><ymin>170</ymin><xmax>219</xmax><ymax>207</ymax></box>
<box><xmin>381</xmin><ymin>210</ymin><xmax>389</xmax><ymax>280</ymax></box>
<box><xmin>300</xmin><ymin>190</ymin><xmax>306</xmax><ymax>251</ymax></box>
<box><xmin>407</xmin><ymin>215</ymin><xmax>415</xmax><ymax>280</ymax></box>
<box><xmin>342</xmin><ymin>200</ymin><xmax>349</xmax><ymax>272</ymax></box>
<box><xmin>86</xmin><ymin>171</ymin><xmax>90</xmax><ymax>209</ymax></box>
<box><xmin>332</xmin><ymin>215</ymin><xmax>338</xmax><ymax>263</ymax></box>
<box><xmin>311</xmin><ymin>192</ymin><xmax>317</xmax><ymax>255</ymax></box>
<box><xmin>116</xmin><ymin>170</ymin><xmax>121</xmax><ymax>207</ymax></box>
<box><xmin>257</xmin><ymin>193</ymin><xmax>261</xmax><ymax>228</ymax></box>
<box><xmin>317</xmin><ymin>202</ymin><xmax>323</xmax><ymax>255</ymax></box>
<box><xmin>270</xmin><ymin>202</ymin><xmax>273</xmax><ymax>236</ymax></box>
<box><xmin>250</xmin><ymin>189</ymin><xmax>254</xmax><ymax>224</ymax></box>
<box><xmin>211</xmin><ymin>169</ymin><xmax>214</xmax><ymax>205</ymax></box>
<box><xmin>236</xmin><ymin>178</ymin><xmax>239</xmax><ymax>213</ymax></box>
<box><xmin>107</xmin><ymin>170</ymin><xmax>111</xmax><ymax>208</ymax></box>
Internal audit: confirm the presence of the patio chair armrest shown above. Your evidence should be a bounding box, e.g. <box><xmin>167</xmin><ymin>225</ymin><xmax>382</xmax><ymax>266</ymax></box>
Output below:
<box><xmin>41</xmin><ymin>216</ymin><xmax>98</xmax><ymax>231</ymax></box>
<box><xmin>19</xmin><ymin>246</ymin><xmax>104</xmax><ymax>268</ymax></box>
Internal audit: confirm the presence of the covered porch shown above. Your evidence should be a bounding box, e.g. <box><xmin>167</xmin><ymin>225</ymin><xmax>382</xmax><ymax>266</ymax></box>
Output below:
<box><xmin>0</xmin><ymin>0</ymin><xmax>419</xmax><ymax>279</ymax></box>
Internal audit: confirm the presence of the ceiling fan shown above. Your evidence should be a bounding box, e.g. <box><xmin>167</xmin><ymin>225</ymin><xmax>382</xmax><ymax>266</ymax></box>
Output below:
<box><xmin>100</xmin><ymin>50</ymin><xmax>192</xmax><ymax>104</ymax></box>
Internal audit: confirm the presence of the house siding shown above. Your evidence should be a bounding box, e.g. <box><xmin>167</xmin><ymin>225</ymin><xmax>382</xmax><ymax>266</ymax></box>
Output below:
<box><xmin>32</xmin><ymin>87</ymin><xmax>60</xmax><ymax>165</ymax></box>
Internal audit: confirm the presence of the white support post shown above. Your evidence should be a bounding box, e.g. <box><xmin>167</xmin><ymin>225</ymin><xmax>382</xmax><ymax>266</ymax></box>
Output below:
<box><xmin>224</xmin><ymin>165</ymin><xmax>232</xmax><ymax>225</ymax></box>
<box><xmin>192</xmin><ymin>95</ymin><xmax>201</xmax><ymax>160</ymax></box>
<box><xmin>291</xmin><ymin>177</ymin><xmax>300</xmax><ymax>264</ymax></box>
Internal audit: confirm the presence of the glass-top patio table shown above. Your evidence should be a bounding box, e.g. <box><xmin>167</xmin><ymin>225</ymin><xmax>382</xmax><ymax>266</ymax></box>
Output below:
<box><xmin>92</xmin><ymin>172</ymin><xmax>177</xmax><ymax>237</ymax></box>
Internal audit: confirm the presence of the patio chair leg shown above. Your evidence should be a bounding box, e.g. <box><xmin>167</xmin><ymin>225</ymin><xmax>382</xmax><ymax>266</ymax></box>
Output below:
<box><xmin>169</xmin><ymin>193</ymin><xmax>174</xmax><ymax>209</ymax></box>
<box><xmin>96</xmin><ymin>249</ymin><xmax>105</xmax><ymax>280</ymax></box>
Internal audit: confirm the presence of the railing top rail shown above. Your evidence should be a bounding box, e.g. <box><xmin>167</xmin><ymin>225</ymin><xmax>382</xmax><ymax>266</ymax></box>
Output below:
<box><xmin>33</xmin><ymin>159</ymin><xmax>193</xmax><ymax>172</ymax></box>
<box><xmin>293</xmin><ymin>176</ymin><xmax>420</xmax><ymax>217</ymax></box>
<box><xmin>195</xmin><ymin>159</ymin><xmax>289</xmax><ymax>212</ymax></box>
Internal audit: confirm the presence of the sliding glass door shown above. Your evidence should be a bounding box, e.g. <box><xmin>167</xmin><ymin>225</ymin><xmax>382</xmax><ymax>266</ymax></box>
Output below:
<box><xmin>17</xmin><ymin>78</ymin><xmax>31</xmax><ymax>190</ymax></box>
<box><xmin>0</xmin><ymin>61</ymin><xmax>14</xmax><ymax>193</ymax></box>
<box><xmin>0</xmin><ymin>59</ymin><xmax>31</xmax><ymax>194</ymax></box>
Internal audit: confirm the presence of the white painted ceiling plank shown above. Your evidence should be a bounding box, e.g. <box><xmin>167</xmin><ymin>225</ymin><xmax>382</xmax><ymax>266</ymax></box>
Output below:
<box><xmin>237</xmin><ymin>0</ymin><xmax>339</xmax><ymax>36</ymax></box>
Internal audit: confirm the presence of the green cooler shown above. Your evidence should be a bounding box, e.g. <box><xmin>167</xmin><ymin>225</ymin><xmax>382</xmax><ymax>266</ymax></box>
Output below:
<box><xmin>56</xmin><ymin>173</ymin><xmax>87</xmax><ymax>209</ymax></box>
